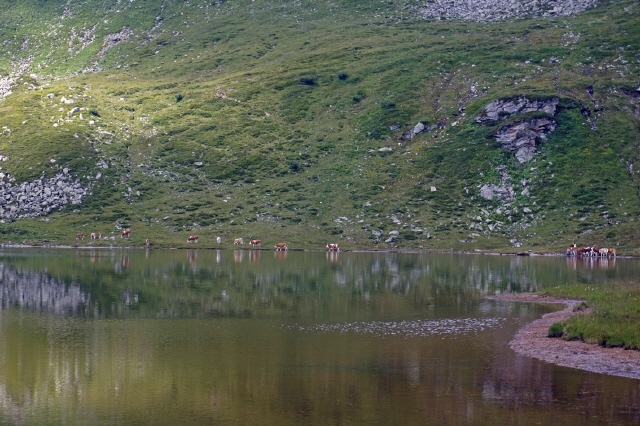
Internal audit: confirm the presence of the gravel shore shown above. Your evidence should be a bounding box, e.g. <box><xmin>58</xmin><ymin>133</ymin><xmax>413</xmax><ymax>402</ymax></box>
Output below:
<box><xmin>487</xmin><ymin>293</ymin><xmax>640</xmax><ymax>380</ymax></box>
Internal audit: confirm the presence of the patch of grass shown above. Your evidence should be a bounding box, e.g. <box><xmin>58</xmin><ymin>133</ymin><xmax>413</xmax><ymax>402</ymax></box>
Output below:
<box><xmin>543</xmin><ymin>281</ymin><xmax>640</xmax><ymax>350</ymax></box>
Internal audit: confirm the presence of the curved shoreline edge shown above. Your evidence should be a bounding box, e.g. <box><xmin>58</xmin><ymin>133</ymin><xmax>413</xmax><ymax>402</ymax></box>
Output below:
<box><xmin>487</xmin><ymin>294</ymin><xmax>640</xmax><ymax>380</ymax></box>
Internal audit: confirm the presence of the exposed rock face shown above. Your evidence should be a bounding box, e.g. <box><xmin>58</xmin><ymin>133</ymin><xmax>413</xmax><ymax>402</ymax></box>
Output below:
<box><xmin>479</xmin><ymin>165</ymin><xmax>514</xmax><ymax>202</ymax></box>
<box><xmin>495</xmin><ymin>117</ymin><xmax>557</xmax><ymax>163</ymax></box>
<box><xmin>419</xmin><ymin>0</ymin><xmax>601</xmax><ymax>22</ymax></box>
<box><xmin>477</xmin><ymin>97</ymin><xmax>560</xmax><ymax>163</ymax></box>
<box><xmin>476</xmin><ymin>97</ymin><xmax>559</xmax><ymax>123</ymax></box>
<box><xmin>0</xmin><ymin>172</ymin><xmax>89</xmax><ymax>220</ymax></box>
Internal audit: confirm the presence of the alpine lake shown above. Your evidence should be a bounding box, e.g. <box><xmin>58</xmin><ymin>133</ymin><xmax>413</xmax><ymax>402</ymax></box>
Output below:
<box><xmin>0</xmin><ymin>247</ymin><xmax>638</xmax><ymax>425</ymax></box>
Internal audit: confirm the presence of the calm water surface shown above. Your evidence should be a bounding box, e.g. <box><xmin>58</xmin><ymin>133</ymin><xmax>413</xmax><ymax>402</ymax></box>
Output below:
<box><xmin>0</xmin><ymin>248</ymin><xmax>638</xmax><ymax>425</ymax></box>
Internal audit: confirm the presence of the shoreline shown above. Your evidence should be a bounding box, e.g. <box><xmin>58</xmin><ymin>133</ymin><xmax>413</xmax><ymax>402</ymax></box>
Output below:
<box><xmin>1</xmin><ymin>243</ymin><xmax>636</xmax><ymax>258</ymax></box>
<box><xmin>488</xmin><ymin>293</ymin><xmax>640</xmax><ymax>380</ymax></box>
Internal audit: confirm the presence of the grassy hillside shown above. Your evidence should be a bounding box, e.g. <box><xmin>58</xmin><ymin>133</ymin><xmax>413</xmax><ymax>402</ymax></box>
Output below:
<box><xmin>0</xmin><ymin>0</ymin><xmax>639</xmax><ymax>253</ymax></box>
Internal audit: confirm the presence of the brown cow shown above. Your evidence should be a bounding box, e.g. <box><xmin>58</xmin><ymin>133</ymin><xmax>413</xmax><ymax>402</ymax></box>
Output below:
<box><xmin>326</xmin><ymin>243</ymin><xmax>339</xmax><ymax>251</ymax></box>
<box><xmin>145</xmin><ymin>239</ymin><xmax>151</xmax><ymax>247</ymax></box>
<box><xmin>90</xmin><ymin>232</ymin><xmax>97</xmax><ymax>239</ymax></box>
<box><xmin>250</xmin><ymin>239</ymin><xmax>261</xmax><ymax>247</ymax></box>
<box><xmin>274</xmin><ymin>242</ymin><xmax>288</xmax><ymax>251</ymax></box>
<box><xmin>76</xmin><ymin>233</ymin><xmax>84</xmax><ymax>240</ymax></box>
<box><xmin>187</xmin><ymin>235</ymin><xmax>199</xmax><ymax>243</ymax></box>
<box><xmin>234</xmin><ymin>238</ymin><xmax>244</xmax><ymax>245</ymax></box>
<box><xmin>121</xmin><ymin>229</ymin><xmax>131</xmax><ymax>238</ymax></box>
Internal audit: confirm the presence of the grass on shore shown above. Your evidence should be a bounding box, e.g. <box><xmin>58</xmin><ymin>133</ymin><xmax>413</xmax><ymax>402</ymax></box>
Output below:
<box><xmin>545</xmin><ymin>280</ymin><xmax>640</xmax><ymax>350</ymax></box>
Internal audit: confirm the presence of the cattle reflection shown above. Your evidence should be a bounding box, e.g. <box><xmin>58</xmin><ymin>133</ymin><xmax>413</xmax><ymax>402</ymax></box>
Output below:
<box><xmin>249</xmin><ymin>249</ymin><xmax>261</xmax><ymax>263</ymax></box>
<box><xmin>566</xmin><ymin>256</ymin><xmax>616</xmax><ymax>271</ymax></box>
<box><xmin>233</xmin><ymin>249</ymin><xmax>244</xmax><ymax>263</ymax></box>
<box><xmin>216</xmin><ymin>250</ymin><xmax>221</xmax><ymax>264</ymax></box>
<box><xmin>326</xmin><ymin>250</ymin><xmax>339</xmax><ymax>262</ymax></box>
<box><xmin>274</xmin><ymin>249</ymin><xmax>288</xmax><ymax>261</ymax></box>
<box><xmin>187</xmin><ymin>249</ymin><xmax>198</xmax><ymax>267</ymax></box>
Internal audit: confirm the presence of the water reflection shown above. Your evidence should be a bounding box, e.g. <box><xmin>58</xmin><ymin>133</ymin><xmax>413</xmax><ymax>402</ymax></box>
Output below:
<box><xmin>0</xmin><ymin>262</ymin><xmax>87</xmax><ymax>315</ymax></box>
<box><xmin>0</xmin><ymin>249</ymin><xmax>638</xmax><ymax>425</ymax></box>
<box><xmin>0</xmin><ymin>250</ymin><xmax>638</xmax><ymax>321</ymax></box>
<box><xmin>566</xmin><ymin>255</ymin><xmax>617</xmax><ymax>270</ymax></box>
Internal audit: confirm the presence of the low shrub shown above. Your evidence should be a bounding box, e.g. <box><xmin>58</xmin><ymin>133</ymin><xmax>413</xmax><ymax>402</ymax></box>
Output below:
<box><xmin>548</xmin><ymin>322</ymin><xmax>564</xmax><ymax>338</ymax></box>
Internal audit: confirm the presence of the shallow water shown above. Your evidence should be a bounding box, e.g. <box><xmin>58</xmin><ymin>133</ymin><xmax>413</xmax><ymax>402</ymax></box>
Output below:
<box><xmin>0</xmin><ymin>248</ymin><xmax>638</xmax><ymax>425</ymax></box>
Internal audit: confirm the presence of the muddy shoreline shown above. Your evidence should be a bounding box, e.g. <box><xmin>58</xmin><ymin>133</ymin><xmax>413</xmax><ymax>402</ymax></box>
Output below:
<box><xmin>488</xmin><ymin>293</ymin><xmax>640</xmax><ymax>380</ymax></box>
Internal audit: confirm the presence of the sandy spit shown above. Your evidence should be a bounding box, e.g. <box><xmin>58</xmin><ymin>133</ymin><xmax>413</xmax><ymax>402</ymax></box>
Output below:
<box><xmin>487</xmin><ymin>293</ymin><xmax>640</xmax><ymax>380</ymax></box>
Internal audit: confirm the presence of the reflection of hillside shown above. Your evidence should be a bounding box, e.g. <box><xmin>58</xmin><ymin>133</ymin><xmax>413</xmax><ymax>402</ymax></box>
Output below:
<box><xmin>0</xmin><ymin>250</ymin><xmax>636</xmax><ymax>320</ymax></box>
<box><xmin>0</xmin><ymin>263</ymin><xmax>87</xmax><ymax>315</ymax></box>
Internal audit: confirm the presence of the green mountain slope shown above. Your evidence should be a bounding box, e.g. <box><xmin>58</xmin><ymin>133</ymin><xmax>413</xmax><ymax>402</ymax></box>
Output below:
<box><xmin>0</xmin><ymin>0</ymin><xmax>639</xmax><ymax>253</ymax></box>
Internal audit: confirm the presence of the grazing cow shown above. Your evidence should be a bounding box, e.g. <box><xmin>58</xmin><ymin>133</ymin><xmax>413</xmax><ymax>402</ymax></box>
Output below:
<box><xmin>599</xmin><ymin>247</ymin><xmax>609</xmax><ymax>257</ymax></box>
<box><xmin>121</xmin><ymin>229</ymin><xmax>131</xmax><ymax>238</ymax></box>
<box><xmin>326</xmin><ymin>243</ymin><xmax>339</xmax><ymax>251</ymax></box>
<box><xmin>234</xmin><ymin>238</ymin><xmax>244</xmax><ymax>245</ymax></box>
<box><xmin>274</xmin><ymin>242</ymin><xmax>288</xmax><ymax>251</ymax></box>
<box><xmin>216</xmin><ymin>236</ymin><xmax>222</xmax><ymax>244</ymax></box>
<box><xmin>90</xmin><ymin>232</ymin><xmax>97</xmax><ymax>239</ymax></box>
<box><xmin>250</xmin><ymin>239</ymin><xmax>262</xmax><ymax>247</ymax></box>
<box><xmin>145</xmin><ymin>239</ymin><xmax>151</xmax><ymax>247</ymax></box>
<box><xmin>76</xmin><ymin>233</ymin><xmax>84</xmax><ymax>240</ymax></box>
<box><xmin>566</xmin><ymin>246</ymin><xmax>586</xmax><ymax>256</ymax></box>
<box><xmin>575</xmin><ymin>247</ymin><xmax>589</xmax><ymax>256</ymax></box>
<box><xmin>608</xmin><ymin>248</ymin><xmax>617</xmax><ymax>257</ymax></box>
<box><xmin>187</xmin><ymin>235</ymin><xmax>199</xmax><ymax>243</ymax></box>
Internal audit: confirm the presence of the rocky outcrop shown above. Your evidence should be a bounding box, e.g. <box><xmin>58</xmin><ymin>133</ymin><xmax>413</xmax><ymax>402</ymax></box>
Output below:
<box><xmin>476</xmin><ymin>97</ymin><xmax>559</xmax><ymax>123</ymax></box>
<box><xmin>473</xmin><ymin>97</ymin><xmax>561</xmax><ymax>236</ymax></box>
<box><xmin>479</xmin><ymin>165</ymin><xmax>514</xmax><ymax>202</ymax></box>
<box><xmin>97</xmin><ymin>28</ymin><xmax>134</xmax><ymax>59</ymax></box>
<box><xmin>419</xmin><ymin>0</ymin><xmax>600</xmax><ymax>22</ymax></box>
<box><xmin>0</xmin><ymin>171</ymin><xmax>89</xmax><ymax>220</ymax></box>
<box><xmin>495</xmin><ymin>117</ymin><xmax>557</xmax><ymax>163</ymax></box>
<box><xmin>477</xmin><ymin>97</ymin><xmax>559</xmax><ymax>163</ymax></box>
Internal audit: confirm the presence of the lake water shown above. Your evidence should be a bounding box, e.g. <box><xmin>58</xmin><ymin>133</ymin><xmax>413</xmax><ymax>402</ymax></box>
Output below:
<box><xmin>0</xmin><ymin>248</ymin><xmax>638</xmax><ymax>425</ymax></box>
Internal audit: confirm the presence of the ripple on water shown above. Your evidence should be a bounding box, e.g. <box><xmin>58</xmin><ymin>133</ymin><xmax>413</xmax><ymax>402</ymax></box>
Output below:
<box><xmin>283</xmin><ymin>317</ymin><xmax>506</xmax><ymax>338</ymax></box>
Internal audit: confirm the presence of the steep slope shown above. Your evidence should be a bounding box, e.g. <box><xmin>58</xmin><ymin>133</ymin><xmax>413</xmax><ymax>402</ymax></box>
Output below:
<box><xmin>0</xmin><ymin>0</ymin><xmax>639</xmax><ymax>253</ymax></box>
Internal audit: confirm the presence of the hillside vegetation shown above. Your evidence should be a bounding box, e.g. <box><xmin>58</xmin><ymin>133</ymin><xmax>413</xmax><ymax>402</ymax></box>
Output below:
<box><xmin>0</xmin><ymin>0</ymin><xmax>639</xmax><ymax>253</ymax></box>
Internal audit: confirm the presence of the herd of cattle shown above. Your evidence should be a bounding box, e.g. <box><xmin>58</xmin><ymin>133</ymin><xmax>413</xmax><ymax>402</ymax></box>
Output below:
<box><xmin>75</xmin><ymin>230</ymin><xmax>340</xmax><ymax>251</ymax></box>
<box><xmin>566</xmin><ymin>244</ymin><xmax>617</xmax><ymax>257</ymax></box>
<box><xmin>74</xmin><ymin>231</ymin><xmax>620</xmax><ymax>257</ymax></box>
